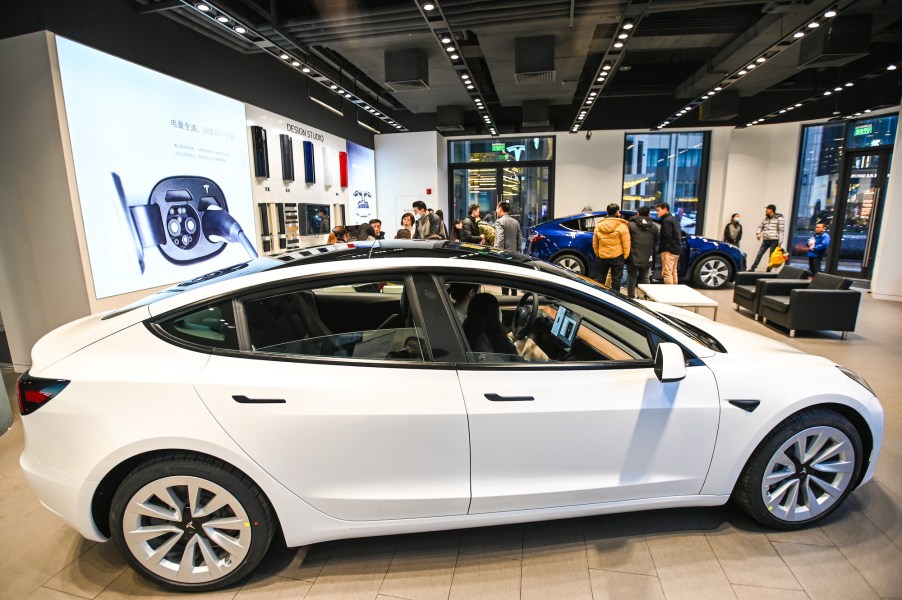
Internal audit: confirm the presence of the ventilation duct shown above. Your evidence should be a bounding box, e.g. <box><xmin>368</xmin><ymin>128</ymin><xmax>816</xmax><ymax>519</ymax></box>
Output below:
<box><xmin>798</xmin><ymin>15</ymin><xmax>872</xmax><ymax>68</ymax></box>
<box><xmin>698</xmin><ymin>90</ymin><xmax>739</xmax><ymax>122</ymax></box>
<box><xmin>385</xmin><ymin>48</ymin><xmax>429</xmax><ymax>91</ymax></box>
<box><xmin>515</xmin><ymin>36</ymin><xmax>555</xmax><ymax>83</ymax></box>
<box><xmin>436</xmin><ymin>105</ymin><xmax>465</xmax><ymax>132</ymax></box>
<box><xmin>522</xmin><ymin>100</ymin><xmax>550</xmax><ymax>128</ymax></box>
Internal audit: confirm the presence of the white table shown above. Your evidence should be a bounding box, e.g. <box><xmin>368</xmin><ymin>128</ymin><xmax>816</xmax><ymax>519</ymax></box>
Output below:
<box><xmin>637</xmin><ymin>284</ymin><xmax>719</xmax><ymax>320</ymax></box>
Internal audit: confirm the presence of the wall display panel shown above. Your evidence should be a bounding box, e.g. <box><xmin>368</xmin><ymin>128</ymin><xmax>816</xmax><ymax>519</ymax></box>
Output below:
<box><xmin>303</xmin><ymin>141</ymin><xmax>316</xmax><ymax>183</ymax></box>
<box><xmin>280</xmin><ymin>134</ymin><xmax>295</xmax><ymax>181</ymax></box>
<box><xmin>347</xmin><ymin>141</ymin><xmax>376</xmax><ymax>223</ymax></box>
<box><xmin>251</xmin><ymin>126</ymin><xmax>270</xmax><ymax>178</ymax></box>
<box><xmin>56</xmin><ymin>37</ymin><xmax>257</xmax><ymax>299</ymax></box>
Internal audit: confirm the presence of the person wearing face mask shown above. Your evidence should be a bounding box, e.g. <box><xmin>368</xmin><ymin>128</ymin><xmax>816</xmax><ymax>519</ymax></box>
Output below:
<box><xmin>724</xmin><ymin>213</ymin><xmax>742</xmax><ymax>247</ymax></box>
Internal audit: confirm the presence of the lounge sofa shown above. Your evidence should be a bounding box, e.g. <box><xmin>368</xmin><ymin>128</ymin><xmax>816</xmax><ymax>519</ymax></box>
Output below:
<box><xmin>733</xmin><ymin>265</ymin><xmax>811</xmax><ymax>320</ymax></box>
<box><xmin>759</xmin><ymin>272</ymin><xmax>860</xmax><ymax>338</ymax></box>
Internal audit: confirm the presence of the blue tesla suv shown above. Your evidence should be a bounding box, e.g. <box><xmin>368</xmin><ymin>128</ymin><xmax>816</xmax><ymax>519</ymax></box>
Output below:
<box><xmin>526</xmin><ymin>211</ymin><xmax>747</xmax><ymax>289</ymax></box>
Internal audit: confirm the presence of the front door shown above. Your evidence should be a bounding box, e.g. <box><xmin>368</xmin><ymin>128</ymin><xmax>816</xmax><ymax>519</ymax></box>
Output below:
<box><xmin>828</xmin><ymin>149</ymin><xmax>891</xmax><ymax>278</ymax></box>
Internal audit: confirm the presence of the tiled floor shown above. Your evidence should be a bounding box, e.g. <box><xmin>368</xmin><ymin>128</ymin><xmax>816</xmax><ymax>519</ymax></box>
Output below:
<box><xmin>1</xmin><ymin>287</ymin><xmax>901</xmax><ymax>600</ymax></box>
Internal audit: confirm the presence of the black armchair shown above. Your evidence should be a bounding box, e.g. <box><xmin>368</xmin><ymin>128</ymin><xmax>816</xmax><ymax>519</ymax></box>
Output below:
<box><xmin>733</xmin><ymin>265</ymin><xmax>811</xmax><ymax>320</ymax></box>
<box><xmin>760</xmin><ymin>273</ymin><xmax>860</xmax><ymax>339</ymax></box>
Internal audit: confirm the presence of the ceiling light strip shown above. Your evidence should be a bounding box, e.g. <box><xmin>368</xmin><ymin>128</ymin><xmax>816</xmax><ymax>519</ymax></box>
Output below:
<box><xmin>656</xmin><ymin>3</ymin><xmax>844</xmax><ymax>130</ymax></box>
<box><xmin>570</xmin><ymin>7</ymin><xmax>643</xmax><ymax>133</ymax></box>
<box><xmin>184</xmin><ymin>1</ymin><xmax>408</xmax><ymax>132</ymax></box>
<box><xmin>741</xmin><ymin>61</ymin><xmax>899</xmax><ymax>128</ymax></box>
<box><xmin>413</xmin><ymin>0</ymin><xmax>499</xmax><ymax>136</ymax></box>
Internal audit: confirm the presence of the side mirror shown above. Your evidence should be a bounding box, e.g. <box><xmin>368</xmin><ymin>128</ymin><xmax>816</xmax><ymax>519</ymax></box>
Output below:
<box><xmin>654</xmin><ymin>342</ymin><xmax>686</xmax><ymax>383</ymax></box>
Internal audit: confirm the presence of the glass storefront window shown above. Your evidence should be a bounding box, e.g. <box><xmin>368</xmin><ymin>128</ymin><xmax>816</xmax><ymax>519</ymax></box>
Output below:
<box><xmin>622</xmin><ymin>132</ymin><xmax>710</xmax><ymax>234</ymax></box>
<box><xmin>450</xmin><ymin>137</ymin><xmax>554</xmax><ymax>163</ymax></box>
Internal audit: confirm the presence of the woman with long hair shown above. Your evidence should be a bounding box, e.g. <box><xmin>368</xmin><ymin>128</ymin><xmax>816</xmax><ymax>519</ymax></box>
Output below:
<box><xmin>327</xmin><ymin>226</ymin><xmax>349</xmax><ymax>244</ymax></box>
<box><xmin>723</xmin><ymin>213</ymin><xmax>742</xmax><ymax>246</ymax></box>
<box><xmin>450</xmin><ymin>218</ymin><xmax>464</xmax><ymax>242</ymax></box>
<box><xmin>354</xmin><ymin>223</ymin><xmax>376</xmax><ymax>241</ymax></box>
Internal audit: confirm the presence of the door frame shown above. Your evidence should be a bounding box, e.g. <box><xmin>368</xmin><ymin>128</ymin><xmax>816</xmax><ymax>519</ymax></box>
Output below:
<box><xmin>824</xmin><ymin>147</ymin><xmax>892</xmax><ymax>278</ymax></box>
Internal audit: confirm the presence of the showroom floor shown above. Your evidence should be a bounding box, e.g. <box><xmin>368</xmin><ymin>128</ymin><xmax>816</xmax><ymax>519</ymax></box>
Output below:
<box><xmin>1</xmin><ymin>287</ymin><xmax>901</xmax><ymax>600</ymax></box>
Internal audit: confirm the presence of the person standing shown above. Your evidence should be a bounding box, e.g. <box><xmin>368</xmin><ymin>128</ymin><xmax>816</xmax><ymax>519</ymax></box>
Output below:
<box><xmin>460</xmin><ymin>204</ymin><xmax>485</xmax><ymax>244</ymax></box>
<box><xmin>656</xmin><ymin>203</ymin><xmax>683</xmax><ymax>285</ymax></box>
<box><xmin>749</xmin><ymin>204</ymin><xmax>785</xmax><ymax>271</ymax></box>
<box><xmin>807</xmin><ymin>220</ymin><xmax>830</xmax><ymax>273</ymax></box>
<box><xmin>723</xmin><ymin>213</ymin><xmax>742</xmax><ymax>246</ymax></box>
<box><xmin>317</xmin><ymin>208</ymin><xmax>330</xmax><ymax>234</ymax></box>
<box><xmin>592</xmin><ymin>203</ymin><xmax>631</xmax><ymax>293</ymax></box>
<box><xmin>494</xmin><ymin>201</ymin><xmax>522</xmax><ymax>295</ymax></box>
<box><xmin>412</xmin><ymin>200</ymin><xmax>444</xmax><ymax>239</ymax></box>
<box><xmin>627</xmin><ymin>206</ymin><xmax>659</xmax><ymax>298</ymax></box>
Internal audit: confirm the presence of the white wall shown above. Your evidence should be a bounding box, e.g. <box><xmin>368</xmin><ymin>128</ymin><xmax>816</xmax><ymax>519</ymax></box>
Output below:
<box><xmin>0</xmin><ymin>33</ymin><xmax>93</xmax><ymax>370</ymax></box>
<box><xmin>374</xmin><ymin>131</ymin><xmax>448</xmax><ymax>230</ymax></box>
<box><xmin>871</xmin><ymin>104</ymin><xmax>902</xmax><ymax>301</ymax></box>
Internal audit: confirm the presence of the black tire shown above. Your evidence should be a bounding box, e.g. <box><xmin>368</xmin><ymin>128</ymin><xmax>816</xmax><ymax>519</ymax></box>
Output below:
<box><xmin>734</xmin><ymin>408</ymin><xmax>863</xmax><ymax>530</ymax></box>
<box><xmin>692</xmin><ymin>255</ymin><xmax>733</xmax><ymax>289</ymax></box>
<box><xmin>109</xmin><ymin>452</ymin><xmax>274</xmax><ymax>592</ymax></box>
<box><xmin>553</xmin><ymin>253</ymin><xmax>587</xmax><ymax>275</ymax></box>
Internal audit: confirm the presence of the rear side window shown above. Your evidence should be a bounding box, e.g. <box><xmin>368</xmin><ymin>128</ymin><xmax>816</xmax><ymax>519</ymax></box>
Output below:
<box><xmin>158</xmin><ymin>299</ymin><xmax>239</xmax><ymax>350</ymax></box>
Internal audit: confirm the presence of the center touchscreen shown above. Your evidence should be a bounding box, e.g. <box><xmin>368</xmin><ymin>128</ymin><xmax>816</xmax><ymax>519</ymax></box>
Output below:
<box><xmin>550</xmin><ymin>304</ymin><xmax>582</xmax><ymax>348</ymax></box>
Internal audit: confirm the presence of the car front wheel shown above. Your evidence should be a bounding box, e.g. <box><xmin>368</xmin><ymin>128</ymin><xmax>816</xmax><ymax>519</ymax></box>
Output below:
<box><xmin>692</xmin><ymin>255</ymin><xmax>733</xmax><ymax>289</ymax></box>
<box><xmin>110</xmin><ymin>453</ymin><xmax>274</xmax><ymax>592</ymax></box>
<box><xmin>553</xmin><ymin>253</ymin><xmax>587</xmax><ymax>275</ymax></box>
<box><xmin>735</xmin><ymin>409</ymin><xmax>863</xmax><ymax>529</ymax></box>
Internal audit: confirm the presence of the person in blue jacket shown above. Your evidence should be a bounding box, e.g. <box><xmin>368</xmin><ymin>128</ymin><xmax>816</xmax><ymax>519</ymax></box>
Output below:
<box><xmin>807</xmin><ymin>220</ymin><xmax>830</xmax><ymax>273</ymax></box>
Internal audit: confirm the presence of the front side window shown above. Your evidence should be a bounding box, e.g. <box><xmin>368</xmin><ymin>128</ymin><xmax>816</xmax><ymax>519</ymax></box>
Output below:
<box><xmin>242</xmin><ymin>278</ymin><xmax>428</xmax><ymax>362</ymax></box>
<box><xmin>443</xmin><ymin>279</ymin><xmax>654</xmax><ymax>365</ymax></box>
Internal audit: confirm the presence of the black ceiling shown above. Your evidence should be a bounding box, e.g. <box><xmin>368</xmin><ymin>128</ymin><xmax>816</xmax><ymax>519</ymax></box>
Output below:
<box><xmin>15</xmin><ymin>0</ymin><xmax>902</xmax><ymax>135</ymax></box>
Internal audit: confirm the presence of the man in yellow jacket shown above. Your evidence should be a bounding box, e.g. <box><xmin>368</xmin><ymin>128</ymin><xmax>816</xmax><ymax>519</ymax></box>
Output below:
<box><xmin>592</xmin><ymin>203</ymin><xmax>631</xmax><ymax>293</ymax></box>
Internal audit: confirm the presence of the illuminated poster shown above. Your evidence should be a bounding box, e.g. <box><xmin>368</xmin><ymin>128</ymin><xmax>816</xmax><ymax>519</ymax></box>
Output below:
<box><xmin>346</xmin><ymin>141</ymin><xmax>376</xmax><ymax>223</ymax></box>
<box><xmin>56</xmin><ymin>37</ymin><xmax>256</xmax><ymax>299</ymax></box>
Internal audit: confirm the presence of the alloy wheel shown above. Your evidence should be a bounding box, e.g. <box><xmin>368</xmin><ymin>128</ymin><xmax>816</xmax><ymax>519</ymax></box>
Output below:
<box><xmin>555</xmin><ymin>256</ymin><xmax>583</xmax><ymax>274</ymax></box>
<box><xmin>122</xmin><ymin>475</ymin><xmax>252</xmax><ymax>585</ymax></box>
<box><xmin>698</xmin><ymin>258</ymin><xmax>730</xmax><ymax>287</ymax></box>
<box><xmin>760</xmin><ymin>426</ymin><xmax>856</xmax><ymax>523</ymax></box>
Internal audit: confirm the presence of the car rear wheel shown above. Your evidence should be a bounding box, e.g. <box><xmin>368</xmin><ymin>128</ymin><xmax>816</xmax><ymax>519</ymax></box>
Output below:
<box><xmin>692</xmin><ymin>255</ymin><xmax>733</xmax><ymax>289</ymax></box>
<box><xmin>110</xmin><ymin>453</ymin><xmax>274</xmax><ymax>592</ymax></box>
<box><xmin>553</xmin><ymin>254</ymin><xmax>587</xmax><ymax>275</ymax></box>
<box><xmin>735</xmin><ymin>409</ymin><xmax>862</xmax><ymax>529</ymax></box>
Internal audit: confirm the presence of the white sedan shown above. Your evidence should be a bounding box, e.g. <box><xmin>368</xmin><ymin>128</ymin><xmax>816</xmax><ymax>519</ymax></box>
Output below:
<box><xmin>18</xmin><ymin>241</ymin><xmax>883</xmax><ymax>592</ymax></box>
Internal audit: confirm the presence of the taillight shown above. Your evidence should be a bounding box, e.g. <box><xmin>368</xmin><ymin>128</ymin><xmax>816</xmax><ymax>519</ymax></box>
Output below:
<box><xmin>17</xmin><ymin>373</ymin><xmax>70</xmax><ymax>416</ymax></box>
<box><xmin>530</xmin><ymin>234</ymin><xmax>545</xmax><ymax>243</ymax></box>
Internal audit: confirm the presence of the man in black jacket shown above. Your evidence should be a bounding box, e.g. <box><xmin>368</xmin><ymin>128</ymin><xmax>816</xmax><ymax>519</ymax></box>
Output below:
<box><xmin>627</xmin><ymin>206</ymin><xmax>659</xmax><ymax>298</ymax></box>
<box><xmin>460</xmin><ymin>204</ymin><xmax>485</xmax><ymax>244</ymax></box>
<box><xmin>656</xmin><ymin>203</ymin><xmax>683</xmax><ymax>285</ymax></box>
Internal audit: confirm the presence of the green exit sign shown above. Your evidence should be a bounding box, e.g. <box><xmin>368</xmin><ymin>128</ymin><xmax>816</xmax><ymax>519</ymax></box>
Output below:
<box><xmin>854</xmin><ymin>124</ymin><xmax>873</xmax><ymax>136</ymax></box>
<box><xmin>491</xmin><ymin>143</ymin><xmax>506</xmax><ymax>152</ymax></box>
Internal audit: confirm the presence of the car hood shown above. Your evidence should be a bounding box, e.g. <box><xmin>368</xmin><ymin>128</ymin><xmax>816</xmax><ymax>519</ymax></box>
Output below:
<box><xmin>638</xmin><ymin>301</ymin><xmax>805</xmax><ymax>357</ymax></box>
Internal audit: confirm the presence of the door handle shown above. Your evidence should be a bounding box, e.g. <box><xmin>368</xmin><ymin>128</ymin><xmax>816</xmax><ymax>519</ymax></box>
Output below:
<box><xmin>484</xmin><ymin>393</ymin><xmax>534</xmax><ymax>402</ymax></box>
<box><xmin>232</xmin><ymin>395</ymin><xmax>286</xmax><ymax>404</ymax></box>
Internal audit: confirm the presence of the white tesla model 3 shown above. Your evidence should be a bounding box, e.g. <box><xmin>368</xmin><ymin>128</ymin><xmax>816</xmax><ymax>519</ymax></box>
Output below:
<box><xmin>17</xmin><ymin>241</ymin><xmax>883</xmax><ymax>592</ymax></box>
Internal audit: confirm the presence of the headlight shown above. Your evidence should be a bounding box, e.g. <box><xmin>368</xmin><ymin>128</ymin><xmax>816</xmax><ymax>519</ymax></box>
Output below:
<box><xmin>837</xmin><ymin>366</ymin><xmax>876</xmax><ymax>396</ymax></box>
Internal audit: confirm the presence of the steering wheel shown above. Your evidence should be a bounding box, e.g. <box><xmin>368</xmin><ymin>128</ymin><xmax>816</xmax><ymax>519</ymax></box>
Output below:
<box><xmin>511</xmin><ymin>291</ymin><xmax>539</xmax><ymax>340</ymax></box>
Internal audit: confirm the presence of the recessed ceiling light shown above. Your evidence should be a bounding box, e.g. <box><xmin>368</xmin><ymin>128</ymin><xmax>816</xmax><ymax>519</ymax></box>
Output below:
<box><xmin>602</xmin><ymin>63</ymin><xmax>612</xmax><ymax>71</ymax></box>
<box><xmin>446</xmin><ymin>46</ymin><xmax>454</xmax><ymax>52</ymax></box>
<box><xmin>834</xmin><ymin>86</ymin><xmax>842</xmax><ymax>91</ymax></box>
<box><xmin>450</xmin><ymin>54</ymin><xmax>459</xmax><ymax>60</ymax></box>
<box><xmin>291</xmin><ymin>60</ymin><xmax>300</xmax><ymax>67</ymax></box>
<box><xmin>586</xmin><ymin>100</ymin><xmax>593</xmax><ymax>104</ymax></box>
<box><xmin>597</xmin><ymin>76</ymin><xmax>605</xmax><ymax>81</ymax></box>
<box><xmin>441</xmin><ymin>36</ymin><xmax>451</xmax><ymax>44</ymax></box>
<box><xmin>345</xmin><ymin>92</ymin><xmax>352</xmax><ymax>97</ymax></box>
<box><xmin>825</xmin><ymin>9</ymin><xmax>837</xmax><ymax>18</ymax></box>
<box><xmin>618</xmin><ymin>33</ymin><xmax>629</xmax><ymax>40</ymax></box>
<box><xmin>302</xmin><ymin>67</ymin><xmax>311</xmax><ymax>73</ymax></box>
<box><xmin>865</xmin><ymin>109</ymin><xmax>872</xmax><ymax>113</ymax></box>
<box><xmin>794</xmin><ymin>31</ymin><xmax>805</xmax><ymax>38</ymax></box>
<box><xmin>795</xmin><ymin>103</ymin><xmax>802</xmax><ymax>107</ymax></box>
<box><xmin>217</xmin><ymin>15</ymin><xmax>229</xmax><ymax>23</ymax></box>
<box><xmin>330</xmin><ymin>84</ymin><xmax>338</xmax><ymax>89</ymax></box>
<box><xmin>578</xmin><ymin>115</ymin><xmax>584</xmax><ymax>120</ymax></box>
<box><xmin>738</xmin><ymin>70</ymin><xmax>747</xmax><ymax>75</ymax></box>
<box><xmin>779</xmin><ymin>109</ymin><xmax>786</xmax><ymax>113</ymax></box>
<box><xmin>808</xmin><ymin>21</ymin><xmax>820</xmax><ymax>28</ymax></box>
<box><xmin>280</xmin><ymin>53</ymin><xmax>289</xmax><ymax>60</ymax></box>
<box><xmin>747</xmin><ymin>123</ymin><xmax>753</xmax><ymax>126</ymax></box>
<box><xmin>614</xmin><ymin>42</ymin><xmax>624</xmax><ymax>48</ymax></box>
<box><xmin>888</xmin><ymin>64</ymin><xmax>898</xmax><ymax>71</ymax></box>
<box><xmin>461</xmin><ymin>74</ymin><xmax>469</xmax><ymax>79</ymax></box>
<box><xmin>747</xmin><ymin>64</ymin><xmax>756</xmax><ymax>69</ymax></box>
<box><xmin>714</xmin><ymin>86</ymin><xmax>722</xmax><ymax>91</ymax></box>
<box><xmin>589</xmin><ymin>91</ymin><xmax>597</xmax><ymax>96</ymax></box>
<box><xmin>423</xmin><ymin>3</ymin><xmax>436</xmax><ymax>10</ymax></box>
<box><xmin>234</xmin><ymin>26</ymin><xmax>247</xmax><ymax>34</ymax></box>
<box><xmin>824</xmin><ymin>90</ymin><xmax>832</xmax><ymax>95</ymax></box>
<box><xmin>845</xmin><ymin>82</ymin><xmax>853</xmax><ymax>87</ymax></box>
<box><xmin>622</xmin><ymin>19</ymin><xmax>635</xmax><ymax>30</ymax></box>
<box><xmin>855</xmin><ymin>112</ymin><xmax>862</xmax><ymax>116</ymax></box>
<box><xmin>663</xmin><ymin>121</ymin><xmax>669</xmax><ymax>125</ymax></box>
<box><xmin>466</xmin><ymin>84</ymin><xmax>474</xmax><ymax>89</ymax></box>
<box><xmin>196</xmin><ymin>3</ymin><xmax>211</xmax><ymax>11</ymax></box>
